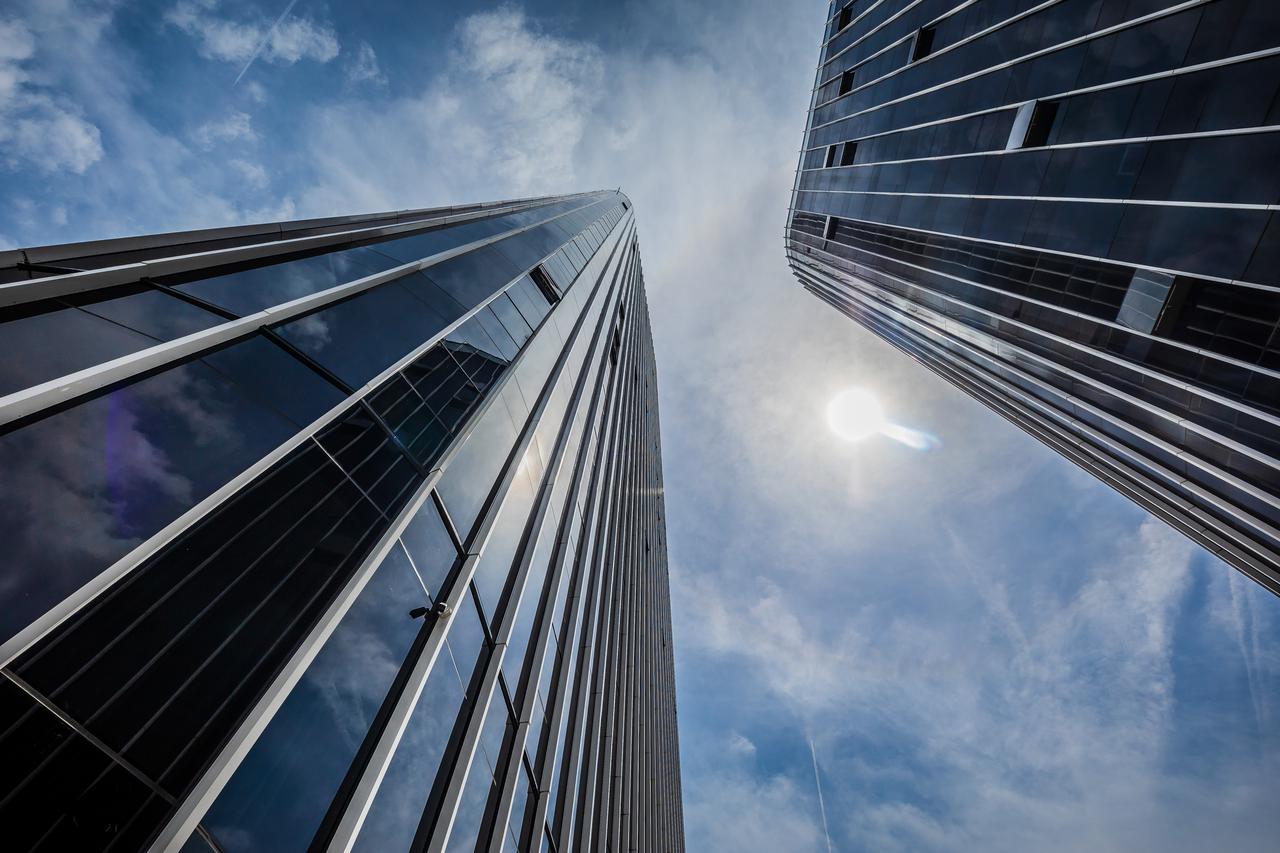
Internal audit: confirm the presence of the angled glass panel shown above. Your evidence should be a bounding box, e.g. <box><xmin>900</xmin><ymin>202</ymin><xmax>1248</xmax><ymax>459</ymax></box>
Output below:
<box><xmin>0</xmin><ymin>284</ymin><xmax>225</xmax><ymax>397</ymax></box>
<box><xmin>0</xmin><ymin>351</ymin><xmax>305</xmax><ymax>645</ymax></box>
<box><xmin>273</xmin><ymin>279</ymin><xmax>453</xmax><ymax>390</ymax></box>
<box><xmin>170</xmin><ymin>247</ymin><xmax>401</xmax><ymax>316</ymax></box>
<box><xmin>420</xmin><ymin>244</ymin><xmax>521</xmax><ymax>310</ymax></box>
<box><xmin>196</xmin><ymin>544</ymin><xmax>429</xmax><ymax>852</ymax></box>
<box><xmin>352</xmin><ymin>590</ymin><xmax>487</xmax><ymax>853</ymax></box>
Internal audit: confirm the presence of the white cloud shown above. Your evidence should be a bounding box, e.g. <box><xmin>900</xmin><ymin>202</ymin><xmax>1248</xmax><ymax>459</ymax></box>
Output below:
<box><xmin>683</xmin><ymin>769</ymin><xmax>825</xmax><ymax>853</ymax></box>
<box><xmin>0</xmin><ymin>17</ymin><xmax>103</xmax><ymax>174</ymax></box>
<box><xmin>229</xmin><ymin>157</ymin><xmax>268</xmax><ymax>190</ymax></box>
<box><xmin>345</xmin><ymin>41</ymin><xmax>386</xmax><ymax>86</ymax></box>
<box><xmin>727</xmin><ymin>731</ymin><xmax>757</xmax><ymax>757</ymax></box>
<box><xmin>192</xmin><ymin>110</ymin><xmax>254</xmax><ymax>148</ymax></box>
<box><xmin>292</xmin><ymin>4</ymin><xmax>602</xmax><ymax>211</ymax></box>
<box><xmin>165</xmin><ymin>0</ymin><xmax>339</xmax><ymax>68</ymax></box>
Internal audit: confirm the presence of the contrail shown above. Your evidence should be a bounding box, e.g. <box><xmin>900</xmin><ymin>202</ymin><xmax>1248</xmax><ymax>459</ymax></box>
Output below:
<box><xmin>234</xmin><ymin>0</ymin><xmax>301</xmax><ymax>85</ymax></box>
<box><xmin>809</xmin><ymin>736</ymin><xmax>835</xmax><ymax>853</ymax></box>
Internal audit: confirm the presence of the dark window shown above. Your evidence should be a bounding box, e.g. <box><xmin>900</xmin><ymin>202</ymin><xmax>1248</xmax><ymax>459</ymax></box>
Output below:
<box><xmin>0</xmin><ymin>337</ymin><xmax>326</xmax><ymax>647</ymax></box>
<box><xmin>169</xmin><ymin>246</ymin><xmax>402</xmax><ymax>317</ymax></box>
<box><xmin>825</xmin><ymin>144</ymin><xmax>839</xmax><ymax>168</ymax></box>
<box><xmin>825</xmin><ymin>216</ymin><xmax>840</xmax><ymax>240</ymax></box>
<box><xmin>273</xmin><ymin>278</ymin><xmax>458</xmax><ymax>390</ymax></box>
<box><xmin>418</xmin><ymin>244</ymin><xmax>521</xmax><ymax>310</ymax></box>
<box><xmin>10</xmin><ymin>438</ymin><xmax>389</xmax><ymax>809</ymax></box>
<box><xmin>1022</xmin><ymin>100</ymin><xmax>1060</xmax><ymax>148</ymax></box>
<box><xmin>194</xmin><ymin>543</ymin><xmax>431</xmax><ymax>852</ymax></box>
<box><xmin>840</xmin><ymin>141</ymin><xmax>858</xmax><ymax>166</ymax></box>
<box><xmin>530</xmin><ymin>264</ymin><xmax>562</xmax><ymax>304</ymax></box>
<box><xmin>507</xmin><ymin>276</ymin><xmax>552</xmax><ymax>330</ymax></box>
<box><xmin>316</xmin><ymin>404</ymin><xmax>423</xmax><ymax>517</ymax></box>
<box><xmin>838</xmin><ymin>68</ymin><xmax>855</xmax><ymax>96</ymax></box>
<box><xmin>0</xmin><ymin>285</ymin><xmax>224</xmax><ymax>397</ymax></box>
<box><xmin>836</xmin><ymin>2</ymin><xmax>853</xmax><ymax>32</ymax></box>
<box><xmin>910</xmin><ymin>25</ymin><xmax>936</xmax><ymax>62</ymax></box>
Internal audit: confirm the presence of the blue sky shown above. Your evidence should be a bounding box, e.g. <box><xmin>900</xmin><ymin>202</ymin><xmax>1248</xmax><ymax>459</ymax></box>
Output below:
<box><xmin>3</xmin><ymin>1</ymin><xmax>1280</xmax><ymax>850</ymax></box>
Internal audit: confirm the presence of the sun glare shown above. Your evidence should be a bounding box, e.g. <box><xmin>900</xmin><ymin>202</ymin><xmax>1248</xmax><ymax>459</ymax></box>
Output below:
<box><xmin>826</xmin><ymin>388</ymin><xmax>886</xmax><ymax>442</ymax></box>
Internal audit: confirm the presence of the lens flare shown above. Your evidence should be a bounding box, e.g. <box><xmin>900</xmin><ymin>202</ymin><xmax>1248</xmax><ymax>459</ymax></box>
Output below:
<box><xmin>826</xmin><ymin>388</ymin><xmax>886</xmax><ymax>442</ymax></box>
<box><xmin>827</xmin><ymin>388</ymin><xmax>940</xmax><ymax>451</ymax></box>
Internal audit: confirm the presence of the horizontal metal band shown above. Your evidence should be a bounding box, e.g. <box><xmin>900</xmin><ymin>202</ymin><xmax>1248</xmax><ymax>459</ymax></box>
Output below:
<box><xmin>0</xmin><ymin>196</ymin><xmax>616</xmax><ymax>430</ymax></box>
<box><xmin>797</xmin><ymin>186</ymin><xmax>1280</xmax><ymax>212</ymax></box>
<box><xmin>817</xmin><ymin>0</ymin><xmax>1062</xmax><ymax>94</ymax></box>
<box><xmin>800</xmin><ymin>124</ymin><xmax>1280</xmax><ymax>173</ymax></box>
<box><xmin>787</xmin><ymin>206</ymin><xmax>1280</xmax><ymax>292</ymax></box>
<box><xmin>807</xmin><ymin>0</ymin><xmax>1220</xmax><ymax>134</ymax></box>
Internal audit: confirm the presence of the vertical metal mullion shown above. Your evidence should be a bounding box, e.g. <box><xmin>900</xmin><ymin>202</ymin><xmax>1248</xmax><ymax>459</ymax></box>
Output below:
<box><xmin>415</xmin><ymin>218</ymin><xmax>635</xmax><ymax>853</ymax></box>
<box><xmin>587</xmin><ymin>279</ymin><xmax>646</xmax><ymax>851</ymax></box>
<box><xmin>319</xmin><ymin>215</ymin><xmax>632</xmax><ymax>853</ymax></box>
<box><xmin>538</xmin><ymin>255</ymin><xmax>633</xmax><ymax>848</ymax></box>
<box><xmin>570</xmin><ymin>270</ymin><xmax>644</xmax><ymax>851</ymax></box>
<box><xmin>478</xmin><ymin>220</ymin><xmax>636</xmax><ymax>853</ymax></box>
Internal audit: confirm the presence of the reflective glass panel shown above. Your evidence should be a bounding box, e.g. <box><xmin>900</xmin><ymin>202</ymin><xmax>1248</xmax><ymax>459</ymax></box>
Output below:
<box><xmin>198</xmin><ymin>545</ymin><xmax>429</xmax><ymax>852</ymax></box>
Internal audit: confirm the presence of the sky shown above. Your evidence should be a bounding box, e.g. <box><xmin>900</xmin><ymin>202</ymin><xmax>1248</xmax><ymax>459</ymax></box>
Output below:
<box><xmin>3</xmin><ymin>1</ymin><xmax>1280</xmax><ymax>850</ymax></box>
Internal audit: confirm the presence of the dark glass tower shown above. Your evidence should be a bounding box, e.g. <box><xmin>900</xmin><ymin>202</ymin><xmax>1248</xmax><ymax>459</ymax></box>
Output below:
<box><xmin>788</xmin><ymin>0</ymin><xmax>1280</xmax><ymax>592</ymax></box>
<box><xmin>0</xmin><ymin>191</ymin><xmax>685</xmax><ymax>852</ymax></box>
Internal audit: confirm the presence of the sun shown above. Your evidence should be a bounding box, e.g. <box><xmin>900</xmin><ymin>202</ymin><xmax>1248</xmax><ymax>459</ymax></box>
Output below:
<box><xmin>826</xmin><ymin>388</ymin><xmax>886</xmax><ymax>442</ymax></box>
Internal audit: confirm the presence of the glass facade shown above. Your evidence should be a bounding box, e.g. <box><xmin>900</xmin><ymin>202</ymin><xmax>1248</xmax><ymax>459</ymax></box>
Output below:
<box><xmin>788</xmin><ymin>0</ymin><xmax>1280</xmax><ymax>591</ymax></box>
<box><xmin>0</xmin><ymin>191</ymin><xmax>685</xmax><ymax>852</ymax></box>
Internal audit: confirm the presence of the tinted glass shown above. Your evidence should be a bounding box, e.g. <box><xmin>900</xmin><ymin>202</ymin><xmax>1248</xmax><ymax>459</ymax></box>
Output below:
<box><xmin>173</xmin><ymin>246</ymin><xmax>401</xmax><ymax>316</ymax></box>
<box><xmin>0</xmin><ymin>293</ymin><xmax>171</xmax><ymax>396</ymax></box>
<box><xmin>421</xmin><ymin>244</ymin><xmax>521</xmax><ymax>310</ymax></box>
<box><xmin>198</xmin><ymin>545</ymin><xmax>429</xmax><ymax>852</ymax></box>
<box><xmin>400</xmin><ymin>496</ymin><xmax>461</xmax><ymax>599</ymax></box>
<box><xmin>0</xmin><ymin>354</ymin><xmax>302</xmax><ymax>645</ymax></box>
<box><xmin>274</xmin><ymin>279</ymin><xmax>453</xmax><ymax>389</ymax></box>
<box><xmin>352</xmin><ymin>591</ymin><xmax>487</xmax><ymax>853</ymax></box>
<box><xmin>70</xmin><ymin>285</ymin><xmax>224</xmax><ymax>340</ymax></box>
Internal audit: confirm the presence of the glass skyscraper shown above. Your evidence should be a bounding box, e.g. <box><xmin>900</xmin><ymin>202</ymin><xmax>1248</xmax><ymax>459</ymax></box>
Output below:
<box><xmin>0</xmin><ymin>191</ymin><xmax>685</xmax><ymax>852</ymax></box>
<box><xmin>788</xmin><ymin>0</ymin><xmax>1280</xmax><ymax>592</ymax></box>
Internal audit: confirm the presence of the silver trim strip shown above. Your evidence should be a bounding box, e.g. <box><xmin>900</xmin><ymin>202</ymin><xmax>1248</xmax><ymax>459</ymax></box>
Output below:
<box><xmin>0</xmin><ymin>195</ymin><xmax>612</xmax><ymax>429</ymax></box>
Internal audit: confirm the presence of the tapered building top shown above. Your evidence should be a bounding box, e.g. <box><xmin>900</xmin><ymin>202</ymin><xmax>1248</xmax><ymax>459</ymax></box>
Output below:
<box><xmin>788</xmin><ymin>0</ymin><xmax>1280</xmax><ymax>591</ymax></box>
<box><xmin>0</xmin><ymin>191</ymin><xmax>685</xmax><ymax>851</ymax></box>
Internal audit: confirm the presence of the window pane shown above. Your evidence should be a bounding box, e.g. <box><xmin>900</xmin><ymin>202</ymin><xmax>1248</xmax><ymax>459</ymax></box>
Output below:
<box><xmin>197</xmin><ymin>545</ymin><xmax>429</xmax><ymax>852</ymax></box>
<box><xmin>171</xmin><ymin>247</ymin><xmax>402</xmax><ymax>316</ymax></box>
<box><xmin>420</xmin><ymin>245</ymin><xmax>521</xmax><ymax>310</ymax></box>
<box><xmin>274</xmin><ymin>279</ymin><xmax>453</xmax><ymax>389</ymax></box>
<box><xmin>352</xmin><ymin>591</ymin><xmax>487</xmax><ymax>853</ymax></box>
<box><xmin>400</xmin><ymin>495</ymin><xmax>460</xmax><ymax>599</ymax></box>
<box><xmin>0</xmin><ymin>355</ymin><xmax>302</xmax><ymax>645</ymax></box>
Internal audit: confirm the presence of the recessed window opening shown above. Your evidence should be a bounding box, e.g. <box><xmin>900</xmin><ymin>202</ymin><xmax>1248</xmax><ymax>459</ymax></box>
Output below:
<box><xmin>824</xmin><ymin>216</ymin><xmax>840</xmax><ymax>240</ymax></box>
<box><xmin>836</xmin><ymin>2</ymin><xmax>854</xmax><ymax>32</ymax></box>
<box><xmin>910</xmin><ymin>24</ymin><xmax>936</xmax><ymax>62</ymax></box>
<box><xmin>825</xmin><ymin>144</ymin><xmax>839</xmax><ymax>168</ymax></box>
<box><xmin>838</xmin><ymin>68</ymin><xmax>856</xmax><ymax>96</ymax></box>
<box><xmin>530</xmin><ymin>264</ymin><xmax>561</xmax><ymax>303</ymax></box>
<box><xmin>840</xmin><ymin>141</ymin><xmax>858</xmax><ymax>166</ymax></box>
<box><xmin>1006</xmin><ymin>99</ymin><xmax>1061</xmax><ymax>149</ymax></box>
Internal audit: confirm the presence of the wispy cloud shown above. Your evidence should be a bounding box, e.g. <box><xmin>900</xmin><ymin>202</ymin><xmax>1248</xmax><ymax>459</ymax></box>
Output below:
<box><xmin>345</xmin><ymin>41</ymin><xmax>386</xmax><ymax>87</ymax></box>
<box><xmin>0</xmin><ymin>17</ymin><xmax>103</xmax><ymax>173</ymax></box>
<box><xmin>164</xmin><ymin>0</ymin><xmax>339</xmax><ymax>79</ymax></box>
<box><xmin>192</xmin><ymin>110</ymin><xmax>255</xmax><ymax>148</ymax></box>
